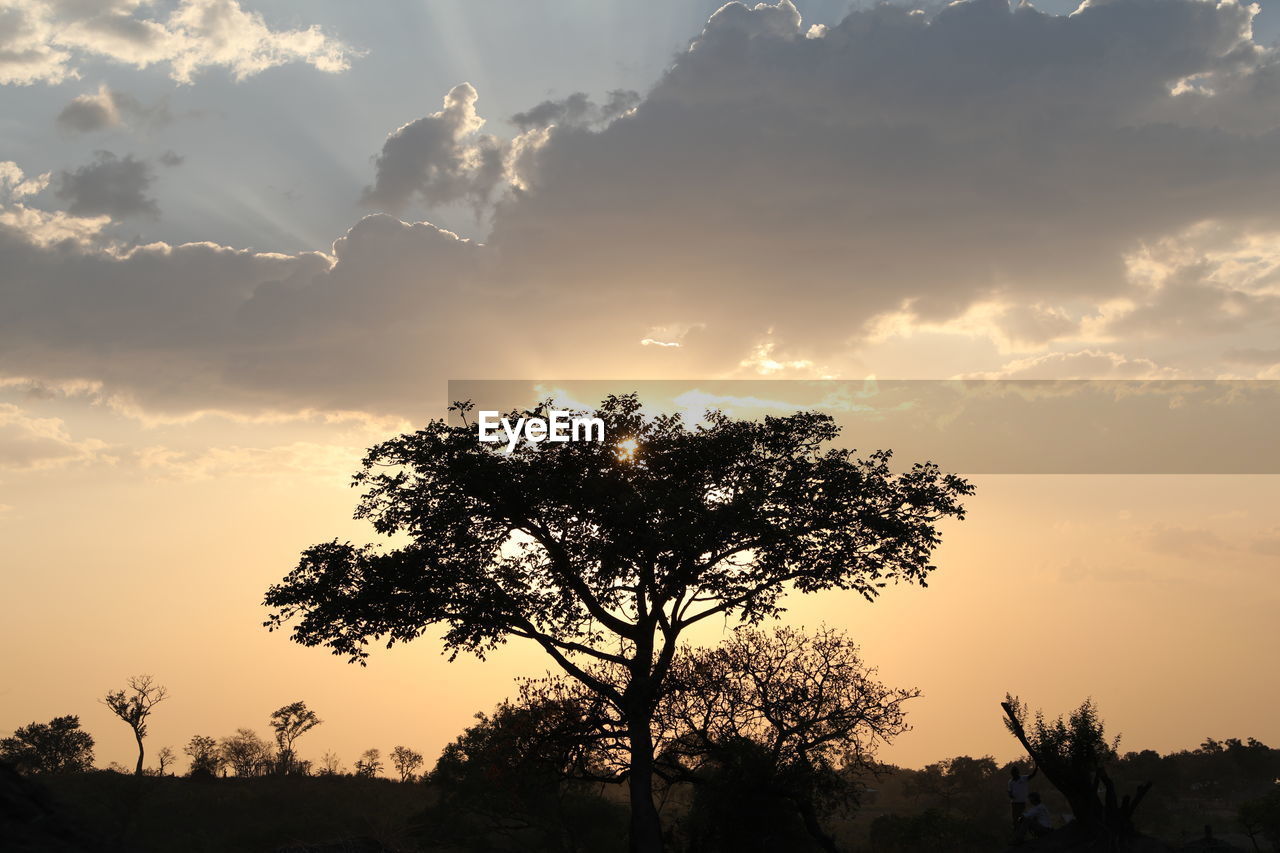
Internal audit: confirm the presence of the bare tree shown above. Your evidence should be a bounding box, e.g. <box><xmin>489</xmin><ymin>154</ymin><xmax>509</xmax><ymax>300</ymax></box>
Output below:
<box><xmin>515</xmin><ymin>625</ymin><xmax>918</xmax><ymax>852</ymax></box>
<box><xmin>319</xmin><ymin>750</ymin><xmax>344</xmax><ymax>775</ymax></box>
<box><xmin>102</xmin><ymin>675</ymin><xmax>168</xmax><ymax>775</ymax></box>
<box><xmin>269</xmin><ymin>701</ymin><xmax>322</xmax><ymax>774</ymax></box>
<box><xmin>391</xmin><ymin>745</ymin><xmax>424</xmax><ymax>782</ymax></box>
<box><xmin>153</xmin><ymin>745</ymin><xmax>176</xmax><ymax>776</ymax></box>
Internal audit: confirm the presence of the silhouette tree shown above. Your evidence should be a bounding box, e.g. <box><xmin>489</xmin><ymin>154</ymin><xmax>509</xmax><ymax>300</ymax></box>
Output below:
<box><xmin>391</xmin><ymin>745</ymin><xmax>424</xmax><ymax>782</ymax></box>
<box><xmin>184</xmin><ymin>734</ymin><xmax>223</xmax><ymax>777</ymax></box>
<box><xmin>102</xmin><ymin>675</ymin><xmax>168</xmax><ymax>776</ymax></box>
<box><xmin>265</xmin><ymin>394</ymin><xmax>972</xmax><ymax>853</ymax></box>
<box><xmin>354</xmin><ymin>748</ymin><xmax>383</xmax><ymax>778</ymax></box>
<box><xmin>520</xmin><ymin>625</ymin><xmax>916</xmax><ymax>852</ymax></box>
<box><xmin>269</xmin><ymin>700</ymin><xmax>321</xmax><ymax>775</ymax></box>
<box><xmin>153</xmin><ymin>745</ymin><xmax>176</xmax><ymax>776</ymax></box>
<box><xmin>903</xmin><ymin>755</ymin><xmax>1000</xmax><ymax>816</ymax></box>
<box><xmin>1002</xmin><ymin>695</ymin><xmax>1154</xmax><ymax>843</ymax></box>
<box><xmin>660</xmin><ymin>626</ymin><xmax>917</xmax><ymax>852</ymax></box>
<box><xmin>1239</xmin><ymin>784</ymin><xmax>1280</xmax><ymax>851</ymax></box>
<box><xmin>0</xmin><ymin>715</ymin><xmax>95</xmax><ymax>774</ymax></box>
<box><xmin>319</xmin><ymin>750</ymin><xmax>344</xmax><ymax>775</ymax></box>
<box><xmin>416</xmin><ymin>700</ymin><xmax>627</xmax><ymax>852</ymax></box>
<box><xmin>219</xmin><ymin>728</ymin><xmax>273</xmax><ymax>777</ymax></box>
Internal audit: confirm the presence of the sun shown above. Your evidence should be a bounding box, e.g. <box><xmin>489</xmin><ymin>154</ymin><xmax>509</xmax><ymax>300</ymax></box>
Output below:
<box><xmin>616</xmin><ymin>438</ymin><xmax>639</xmax><ymax>461</ymax></box>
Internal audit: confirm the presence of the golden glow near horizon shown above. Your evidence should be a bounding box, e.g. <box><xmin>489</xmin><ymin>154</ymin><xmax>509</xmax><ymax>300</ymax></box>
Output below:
<box><xmin>3</xmin><ymin>387</ymin><xmax>1278</xmax><ymax>775</ymax></box>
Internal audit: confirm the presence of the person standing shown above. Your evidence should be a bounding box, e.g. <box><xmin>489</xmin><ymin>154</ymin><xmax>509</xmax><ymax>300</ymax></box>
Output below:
<box><xmin>1008</xmin><ymin>763</ymin><xmax>1038</xmax><ymax>826</ymax></box>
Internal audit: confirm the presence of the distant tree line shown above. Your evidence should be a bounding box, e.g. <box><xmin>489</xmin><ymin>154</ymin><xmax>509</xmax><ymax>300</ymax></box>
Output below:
<box><xmin>5</xmin><ymin>686</ymin><xmax>1280</xmax><ymax>852</ymax></box>
<box><xmin>0</xmin><ymin>689</ymin><xmax>426</xmax><ymax>784</ymax></box>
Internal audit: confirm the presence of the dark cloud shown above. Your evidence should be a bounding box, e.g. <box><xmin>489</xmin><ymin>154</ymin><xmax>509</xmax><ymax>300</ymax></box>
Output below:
<box><xmin>55</xmin><ymin>151</ymin><xmax>159</xmax><ymax>219</ymax></box>
<box><xmin>362</xmin><ymin>83</ymin><xmax>506</xmax><ymax>213</ymax></box>
<box><xmin>8</xmin><ymin>0</ymin><xmax>1280</xmax><ymax>419</ymax></box>
<box><xmin>56</xmin><ymin>87</ymin><xmax>118</xmax><ymax>133</ymax></box>
<box><xmin>56</xmin><ymin>85</ymin><xmax>174</xmax><ymax>134</ymax></box>
<box><xmin>510</xmin><ymin>89</ymin><xmax>640</xmax><ymax>130</ymax></box>
<box><xmin>492</xmin><ymin>0</ymin><xmax>1280</xmax><ymax>361</ymax></box>
<box><xmin>0</xmin><ymin>214</ymin><xmax>493</xmax><ymax>417</ymax></box>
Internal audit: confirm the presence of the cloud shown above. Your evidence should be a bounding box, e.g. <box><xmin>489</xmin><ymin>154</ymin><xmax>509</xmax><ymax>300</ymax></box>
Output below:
<box><xmin>487</xmin><ymin>0</ymin><xmax>1280</xmax><ymax>367</ymax></box>
<box><xmin>1082</xmin><ymin>224</ymin><xmax>1280</xmax><ymax>342</ymax></box>
<box><xmin>959</xmin><ymin>350</ymin><xmax>1182</xmax><ymax>380</ymax></box>
<box><xmin>0</xmin><ymin>160</ymin><xmax>110</xmax><ymax>244</ymax></box>
<box><xmin>0</xmin><ymin>0</ymin><xmax>356</xmax><ymax>86</ymax></box>
<box><xmin>362</xmin><ymin>83</ymin><xmax>507</xmax><ymax>213</ymax></box>
<box><xmin>0</xmin><ymin>403</ymin><xmax>108</xmax><ymax>470</ymax></box>
<box><xmin>55</xmin><ymin>150</ymin><xmax>167</xmax><ymax>219</ymax></box>
<box><xmin>1223</xmin><ymin>347</ymin><xmax>1280</xmax><ymax>366</ymax></box>
<box><xmin>510</xmin><ymin>89</ymin><xmax>640</xmax><ymax>131</ymax></box>
<box><xmin>132</xmin><ymin>441</ymin><xmax>363</xmax><ymax>482</ymax></box>
<box><xmin>55</xmin><ymin>83</ymin><xmax>173</xmax><ymax>133</ymax></box>
<box><xmin>7</xmin><ymin>0</ymin><xmax>1280</xmax><ymax>420</ymax></box>
<box><xmin>1141</xmin><ymin>523</ymin><xmax>1234</xmax><ymax>558</ymax></box>
<box><xmin>0</xmin><ymin>211</ymin><xmax>497</xmax><ymax>417</ymax></box>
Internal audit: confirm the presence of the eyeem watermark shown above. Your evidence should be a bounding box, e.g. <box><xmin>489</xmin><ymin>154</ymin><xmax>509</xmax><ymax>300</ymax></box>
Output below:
<box><xmin>478</xmin><ymin>410</ymin><xmax>606</xmax><ymax>452</ymax></box>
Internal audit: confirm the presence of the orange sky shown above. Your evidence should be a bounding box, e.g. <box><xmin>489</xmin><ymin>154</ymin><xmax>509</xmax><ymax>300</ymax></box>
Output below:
<box><xmin>4</xmin><ymin>386</ymin><xmax>1277</xmax><ymax>774</ymax></box>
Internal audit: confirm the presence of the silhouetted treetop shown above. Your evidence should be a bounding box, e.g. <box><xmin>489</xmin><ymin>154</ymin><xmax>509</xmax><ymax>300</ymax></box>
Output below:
<box><xmin>264</xmin><ymin>393</ymin><xmax>972</xmax><ymax>853</ymax></box>
<box><xmin>103</xmin><ymin>675</ymin><xmax>167</xmax><ymax>776</ymax></box>
<box><xmin>1002</xmin><ymin>694</ymin><xmax>1153</xmax><ymax>843</ymax></box>
<box><xmin>270</xmin><ymin>701</ymin><xmax>321</xmax><ymax>775</ymax></box>
<box><xmin>265</xmin><ymin>394</ymin><xmax>971</xmax><ymax>674</ymax></box>
<box><xmin>0</xmin><ymin>716</ymin><xmax>95</xmax><ymax>774</ymax></box>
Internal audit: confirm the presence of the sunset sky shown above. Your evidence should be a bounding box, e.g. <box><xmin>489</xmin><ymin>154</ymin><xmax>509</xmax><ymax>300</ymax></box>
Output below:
<box><xmin>3</xmin><ymin>0</ymin><xmax>1280</xmax><ymax>775</ymax></box>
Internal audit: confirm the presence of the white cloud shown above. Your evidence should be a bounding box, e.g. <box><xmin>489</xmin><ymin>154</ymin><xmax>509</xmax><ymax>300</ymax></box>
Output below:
<box><xmin>0</xmin><ymin>160</ymin><xmax>111</xmax><ymax>245</ymax></box>
<box><xmin>0</xmin><ymin>0</ymin><xmax>356</xmax><ymax>86</ymax></box>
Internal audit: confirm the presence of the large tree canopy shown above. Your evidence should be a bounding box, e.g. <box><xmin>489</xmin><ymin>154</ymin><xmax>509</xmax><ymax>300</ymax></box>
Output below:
<box><xmin>0</xmin><ymin>715</ymin><xmax>95</xmax><ymax>775</ymax></box>
<box><xmin>264</xmin><ymin>393</ymin><xmax>971</xmax><ymax>852</ymax></box>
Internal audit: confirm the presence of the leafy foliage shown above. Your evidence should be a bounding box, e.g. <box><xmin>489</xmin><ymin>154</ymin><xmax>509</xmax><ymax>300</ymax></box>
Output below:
<box><xmin>220</xmin><ymin>728</ymin><xmax>275</xmax><ymax>777</ymax></box>
<box><xmin>1003</xmin><ymin>694</ymin><xmax>1119</xmax><ymax>785</ymax></box>
<box><xmin>264</xmin><ymin>394</ymin><xmax>971</xmax><ymax>851</ymax></box>
<box><xmin>0</xmin><ymin>715</ymin><xmax>95</xmax><ymax>774</ymax></box>
<box><xmin>354</xmin><ymin>748</ymin><xmax>383</xmax><ymax>778</ymax></box>
<box><xmin>870</xmin><ymin>808</ymin><xmax>1000</xmax><ymax>853</ymax></box>
<box><xmin>415</xmin><ymin>704</ymin><xmax>628</xmax><ymax>852</ymax></box>
<box><xmin>390</xmin><ymin>745</ymin><xmax>424</xmax><ymax>782</ymax></box>
<box><xmin>1002</xmin><ymin>694</ymin><xmax>1150</xmax><ymax>839</ymax></box>
<box><xmin>269</xmin><ymin>701</ymin><xmax>322</xmax><ymax>775</ymax></box>
<box><xmin>184</xmin><ymin>734</ymin><xmax>223</xmax><ymax>777</ymax></box>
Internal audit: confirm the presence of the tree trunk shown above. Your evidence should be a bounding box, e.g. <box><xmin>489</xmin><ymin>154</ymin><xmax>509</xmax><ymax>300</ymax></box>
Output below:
<box><xmin>133</xmin><ymin>730</ymin><xmax>145</xmax><ymax>776</ymax></box>
<box><xmin>626</xmin><ymin>714</ymin><xmax>664</xmax><ymax>853</ymax></box>
<box><xmin>796</xmin><ymin>796</ymin><xmax>840</xmax><ymax>853</ymax></box>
